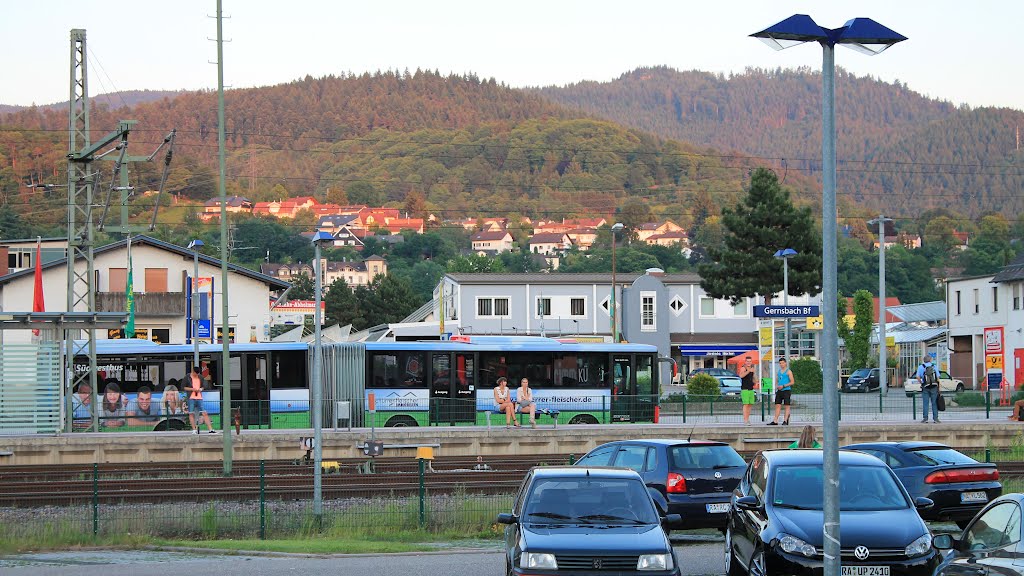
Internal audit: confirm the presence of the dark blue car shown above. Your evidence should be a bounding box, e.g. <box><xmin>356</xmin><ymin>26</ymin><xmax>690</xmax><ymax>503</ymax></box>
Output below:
<box><xmin>726</xmin><ymin>449</ymin><xmax>941</xmax><ymax>576</ymax></box>
<box><xmin>575</xmin><ymin>439</ymin><xmax>746</xmax><ymax>531</ymax></box>
<box><xmin>842</xmin><ymin>441</ymin><xmax>1002</xmax><ymax>528</ymax></box>
<box><xmin>498</xmin><ymin>466</ymin><xmax>681</xmax><ymax>575</ymax></box>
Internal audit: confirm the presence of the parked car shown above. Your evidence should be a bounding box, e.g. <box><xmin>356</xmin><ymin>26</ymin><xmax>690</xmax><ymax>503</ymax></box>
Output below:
<box><xmin>498</xmin><ymin>466</ymin><xmax>682</xmax><ymax>576</ymax></box>
<box><xmin>575</xmin><ymin>439</ymin><xmax>747</xmax><ymax>531</ymax></box>
<box><xmin>842</xmin><ymin>441</ymin><xmax>1001</xmax><ymax>528</ymax></box>
<box><xmin>843</xmin><ymin>368</ymin><xmax>881</xmax><ymax>393</ymax></box>
<box><xmin>725</xmin><ymin>449</ymin><xmax>941</xmax><ymax>576</ymax></box>
<box><xmin>689</xmin><ymin>368</ymin><xmax>743</xmax><ymax>396</ymax></box>
<box><xmin>933</xmin><ymin>493</ymin><xmax>1024</xmax><ymax>576</ymax></box>
<box><xmin>903</xmin><ymin>370</ymin><xmax>966</xmax><ymax>395</ymax></box>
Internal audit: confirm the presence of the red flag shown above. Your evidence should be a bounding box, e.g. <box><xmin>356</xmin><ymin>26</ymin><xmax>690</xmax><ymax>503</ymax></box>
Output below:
<box><xmin>32</xmin><ymin>239</ymin><xmax>44</xmax><ymax>336</ymax></box>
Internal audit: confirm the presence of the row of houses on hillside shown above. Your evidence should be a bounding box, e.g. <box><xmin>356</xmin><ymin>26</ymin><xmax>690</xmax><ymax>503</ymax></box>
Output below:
<box><xmin>261</xmin><ymin>255</ymin><xmax>387</xmax><ymax>292</ymax></box>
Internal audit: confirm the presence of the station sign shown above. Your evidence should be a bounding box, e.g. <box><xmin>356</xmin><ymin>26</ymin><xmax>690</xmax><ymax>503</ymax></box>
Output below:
<box><xmin>753</xmin><ymin>305</ymin><xmax>820</xmax><ymax>318</ymax></box>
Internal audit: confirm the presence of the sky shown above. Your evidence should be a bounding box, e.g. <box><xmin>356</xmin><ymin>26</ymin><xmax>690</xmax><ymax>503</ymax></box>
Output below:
<box><xmin>2</xmin><ymin>1</ymin><xmax>1022</xmax><ymax>110</ymax></box>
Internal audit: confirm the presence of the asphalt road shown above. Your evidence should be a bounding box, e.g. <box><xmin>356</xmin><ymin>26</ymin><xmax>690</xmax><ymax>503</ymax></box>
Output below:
<box><xmin>0</xmin><ymin>541</ymin><xmax>726</xmax><ymax>576</ymax></box>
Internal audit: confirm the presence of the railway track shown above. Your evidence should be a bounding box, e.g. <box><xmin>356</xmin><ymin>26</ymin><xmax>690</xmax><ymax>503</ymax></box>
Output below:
<box><xmin>2</xmin><ymin>451</ymin><xmax>1018</xmax><ymax>508</ymax></box>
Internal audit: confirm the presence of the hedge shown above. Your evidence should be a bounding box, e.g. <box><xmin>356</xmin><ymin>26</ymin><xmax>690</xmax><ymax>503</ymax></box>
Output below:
<box><xmin>790</xmin><ymin>358</ymin><xmax>823</xmax><ymax>393</ymax></box>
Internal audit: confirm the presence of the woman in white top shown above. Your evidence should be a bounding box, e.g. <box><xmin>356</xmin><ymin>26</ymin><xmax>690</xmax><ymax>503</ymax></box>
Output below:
<box><xmin>517</xmin><ymin>378</ymin><xmax>537</xmax><ymax>428</ymax></box>
<box><xmin>493</xmin><ymin>377</ymin><xmax>517</xmax><ymax>428</ymax></box>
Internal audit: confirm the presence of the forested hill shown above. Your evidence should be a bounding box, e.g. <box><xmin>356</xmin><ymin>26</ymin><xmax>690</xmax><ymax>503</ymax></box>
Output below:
<box><xmin>2</xmin><ymin>70</ymin><xmax>823</xmax><ymax>227</ymax></box>
<box><xmin>533</xmin><ymin>66</ymin><xmax>1024</xmax><ymax>218</ymax></box>
<box><xmin>0</xmin><ymin>89</ymin><xmax>182</xmax><ymax>114</ymax></box>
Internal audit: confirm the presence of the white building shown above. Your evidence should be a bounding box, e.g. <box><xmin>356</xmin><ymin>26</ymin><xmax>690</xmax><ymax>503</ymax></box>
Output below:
<box><xmin>945</xmin><ymin>271</ymin><xmax>1020</xmax><ymax>391</ymax></box>
<box><xmin>0</xmin><ymin>235</ymin><xmax>290</xmax><ymax>344</ymax></box>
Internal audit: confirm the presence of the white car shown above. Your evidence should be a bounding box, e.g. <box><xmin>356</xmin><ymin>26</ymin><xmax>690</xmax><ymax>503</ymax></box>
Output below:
<box><xmin>903</xmin><ymin>370</ymin><xmax>966</xmax><ymax>396</ymax></box>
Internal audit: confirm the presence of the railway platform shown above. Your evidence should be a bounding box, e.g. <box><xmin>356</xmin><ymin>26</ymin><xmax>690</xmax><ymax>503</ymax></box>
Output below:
<box><xmin>0</xmin><ymin>420</ymin><xmax>1014</xmax><ymax>466</ymax></box>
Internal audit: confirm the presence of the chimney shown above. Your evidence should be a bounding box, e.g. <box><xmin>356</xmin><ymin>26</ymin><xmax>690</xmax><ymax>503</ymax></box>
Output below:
<box><xmin>645</xmin><ymin>267</ymin><xmax>665</xmax><ymax>277</ymax></box>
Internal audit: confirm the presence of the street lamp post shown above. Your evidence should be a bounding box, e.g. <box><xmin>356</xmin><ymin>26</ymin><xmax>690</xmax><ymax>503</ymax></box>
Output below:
<box><xmin>752</xmin><ymin>15</ymin><xmax>906</xmax><ymax>576</ymax></box>
<box><xmin>311</xmin><ymin>231</ymin><xmax>332</xmax><ymax>522</ymax></box>
<box><xmin>869</xmin><ymin>215</ymin><xmax>894</xmax><ymax>396</ymax></box>
<box><xmin>610</xmin><ymin>222</ymin><xmax>624</xmax><ymax>343</ymax></box>
<box><xmin>188</xmin><ymin>240</ymin><xmax>204</xmax><ymax>369</ymax></box>
<box><xmin>774</xmin><ymin>248</ymin><xmax>798</xmax><ymax>371</ymax></box>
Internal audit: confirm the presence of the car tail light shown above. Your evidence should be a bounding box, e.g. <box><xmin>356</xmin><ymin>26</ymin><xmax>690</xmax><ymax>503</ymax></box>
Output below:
<box><xmin>667</xmin><ymin>472</ymin><xmax>687</xmax><ymax>493</ymax></box>
<box><xmin>924</xmin><ymin>468</ymin><xmax>999</xmax><ymax>484</ymax></box>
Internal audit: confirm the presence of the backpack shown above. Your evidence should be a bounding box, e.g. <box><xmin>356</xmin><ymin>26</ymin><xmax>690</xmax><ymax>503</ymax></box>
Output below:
<box><xmin>921</xmin><ymin>364</ymin><xmax>939</xmax><ymax>387</ymax></box>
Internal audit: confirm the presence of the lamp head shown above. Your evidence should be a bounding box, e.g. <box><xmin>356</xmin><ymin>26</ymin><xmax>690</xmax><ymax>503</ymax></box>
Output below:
<box><xmin>188</xmin><ymin>239</ymin><xmax>204</xmax><ymax>250</ymax></box>
<box><xmin>311</xmin><ymin>231</ymin><xmax>333</xmax><ymax>247</ymax></box>
<box><xmin>752</xmin><ymin>14</ymin><xmax>906</xmax><ymax>53</ymax></box>
<box><xmin>774</xmin><ymin>248</ymin><xmax>798</xmax><ymax>259</ymax></box>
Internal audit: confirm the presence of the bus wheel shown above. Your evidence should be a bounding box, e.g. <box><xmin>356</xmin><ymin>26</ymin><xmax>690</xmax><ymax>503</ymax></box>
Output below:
<box><xmin>385</xmin><ymin>415</ymin><xmax>418</xmax><ymax>427</ymax></box>
<box><xmin>568</xmin><ymin>414</ymin><xmax>599</xmax><ymax>425</ymax></box>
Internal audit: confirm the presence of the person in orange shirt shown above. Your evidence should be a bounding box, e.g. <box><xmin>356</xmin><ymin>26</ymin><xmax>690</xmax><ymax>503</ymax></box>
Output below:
<box><xmin>187</xmin><ymin>366</ymin><xmax>215</xmax><ymax>434</ymax></box>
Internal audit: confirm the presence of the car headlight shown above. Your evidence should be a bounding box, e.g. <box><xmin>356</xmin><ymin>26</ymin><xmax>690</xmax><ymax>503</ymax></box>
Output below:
<box><xmin>637</xmin><ymin>553</ymin><xmax>673</xmax><ymax>571</ymax></box>
<box><xmin>521</xmin><ymin>552</ymin><xmax>557</xmax><ymax>569</ymax></box>
<box><xmin>778</xmin><ymin>533</ymin><xmax>817</xmax><ymax>558</ymax></box>
<box><xmin>905</xmin><ymin>533</ymin><xmax>932</xmax><ymax>557</ymax></box>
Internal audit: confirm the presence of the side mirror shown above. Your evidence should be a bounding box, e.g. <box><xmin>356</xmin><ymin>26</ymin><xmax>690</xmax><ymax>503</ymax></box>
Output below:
<box><xmin>914</xmin><ymin>497</ymin><xmax>934</xmax><ymax>510</ymax></box>
<box><xmin>662</xmin><ymin>514</ymin><xmax>683</xmax><ymax>528</ymax></box>
<box><xmin>932</xmin><ymin>533</ymin><xmax>955</xmax><ymax>550</ymax></box>
<box><xmin>497</xmin><ymin>513</ymin><xmax>517</xmax><ymax>525</ymax></box>
<box><xmin>735</xmin><ymin>496</ymin><xmax>759</xmax><ymax>511</ymax></box>
<box><xmin>648</xmin><ymin>487</ymin><xmax>669</xmax><ymax>516</ymax></box>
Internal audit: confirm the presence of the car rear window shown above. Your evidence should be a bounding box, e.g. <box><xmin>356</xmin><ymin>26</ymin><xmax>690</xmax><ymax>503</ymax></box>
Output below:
<box><xmin>907</xmin><ymin>447</ymin><xmax>977</xmax><ymax>466</ymax></box>
<box><xmin>669</xmin><ymin>444</ymin><xmax>746</xmax><ymax>469</ymax></box>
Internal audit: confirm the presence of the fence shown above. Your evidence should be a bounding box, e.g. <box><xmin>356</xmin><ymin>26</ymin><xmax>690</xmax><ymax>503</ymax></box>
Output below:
<box><xmin>0</xmin><ymin>454</ymin><xmax>572</xmax><ymax>541</ymax></box>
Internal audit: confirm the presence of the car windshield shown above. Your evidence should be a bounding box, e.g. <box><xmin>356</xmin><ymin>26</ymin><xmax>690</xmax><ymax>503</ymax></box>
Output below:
<box><xmin>670</xmin><ymin>444</ymin><xmax>746</xmax><ymax>469</ymax></box>
<box><xmin>771</xmin><ymin>465</ymin><xmax>909</xmax><ymax>511</ymax></box>
<box><xmin>908</xmin><ymin>447</ymin><xmax>976</xmax><ymax>466</ymax></box>
<box><xmin>851</xmin><ymin>369</ymin><xmax>871</xmax><ymax>378</ymax></box>
<box><xmin>524</xmin><ymin>477</ymin><xmax>659</xmax><ymax>526</ymax></box>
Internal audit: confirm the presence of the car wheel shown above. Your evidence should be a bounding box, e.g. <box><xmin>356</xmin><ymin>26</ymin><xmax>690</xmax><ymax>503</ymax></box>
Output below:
<box><xmin>748</xmin><ymin>548</ymin><xmax>767</xmax><ymax>576</ymax></box>
<box><xmin>956</xmin><ymin>383</ymin><xmax>964</xmax><ymax>393</ymax></box>
<box><xmin>725</xmin><ymin>528</ymin><xmax>744</xmax><ymax>576</ymax></box>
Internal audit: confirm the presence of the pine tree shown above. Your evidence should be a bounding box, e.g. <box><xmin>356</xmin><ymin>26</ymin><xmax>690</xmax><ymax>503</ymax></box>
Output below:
<box><xmin>698</xmin><ymin>168</ymin><xmax>822</xmax><ymax>304</ymax></box>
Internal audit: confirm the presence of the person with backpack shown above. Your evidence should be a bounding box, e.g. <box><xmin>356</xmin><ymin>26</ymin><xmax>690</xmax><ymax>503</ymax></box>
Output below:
<box><xmin>916</xmin><ymin>354</ymin><xmax>940</xmax><ymax>423</ymax></box>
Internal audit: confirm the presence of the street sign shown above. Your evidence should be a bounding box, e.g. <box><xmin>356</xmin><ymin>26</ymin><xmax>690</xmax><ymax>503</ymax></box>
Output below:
<box><xmin>806</xmin><ymin>315</ymin><xmax>824</xmax><ymax>330</ymax></box>
<box><xmin>753</xmin><ymin>305</ymin><xmax>820</xmax><ymax>318</ymax></box>
<box><xmin>987</xmin><ymin>371</ymin><xmax>1003</xmax><ymax>390</ymax></box>
<box><xmin>759</xmin><ymin>327</ymin><xmax>773</xmax><ymax>346</ymax></box>
<box><xmin>886</xmin><ymin>336</ymin><xmax>896</xmax><ymax>347</ymax></box>
<box><xmin>987</xmin><ymin>355</ymin><xmax>1004</xmax><ymax>370</ymax></box>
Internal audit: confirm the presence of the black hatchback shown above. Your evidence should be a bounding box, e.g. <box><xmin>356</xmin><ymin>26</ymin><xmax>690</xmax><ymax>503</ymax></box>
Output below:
<box><xmin>575</xmin><ymin>439</ymin><xmax>746</xmax><ymax>530</ymax></box>
<box><xmin>498</xmin><ymin>466</ymin><xmax>681</xmax><ymax>576</ymax></box>
<box><xmin>842</xmin><ymin>441</ymin><xmax>1001</xmax><ymax>528</ymax></box>
<box><xmin>726</xmin><ymin>449</ymin><xmax>941</xmax><ymax>576</ymax></box>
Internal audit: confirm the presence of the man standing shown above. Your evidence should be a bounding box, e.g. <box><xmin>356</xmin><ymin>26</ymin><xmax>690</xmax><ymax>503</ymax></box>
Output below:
<box><xmin>917</xmin><ymin>354</ymin><xmax>940</xmax><ymax>424</ymax></box>
<box><xmin>738</xmin><ymin>357</ymin><xmax>756</xmax><ymax>426</ymax></box>
<box><xmin>768</xmin><ymin>358</ymin><xmax>794</xmax><ymax>426</ymax></box>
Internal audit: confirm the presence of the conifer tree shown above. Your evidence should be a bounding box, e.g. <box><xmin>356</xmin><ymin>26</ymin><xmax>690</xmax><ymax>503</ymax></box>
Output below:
<box><xmin>698</xmin><ymin>168</ymin><xmax>822</xmax><ymax>304</ymax></box>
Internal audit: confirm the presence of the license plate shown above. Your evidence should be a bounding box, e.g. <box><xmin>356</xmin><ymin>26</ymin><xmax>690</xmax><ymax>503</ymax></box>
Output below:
<box><xmin>961</xmin><ymin>491</ymin><xmax>988</xmax><ymax>503</ymax></box>
<box><xmin>706</xmin><ymin>503</ymin><xmax>730</xmax><ymax>513</ymax></box>
<box><xmin>842</xmin><ymin>567</ymin><xmax>889</xmax><ymax>576</ymax></box>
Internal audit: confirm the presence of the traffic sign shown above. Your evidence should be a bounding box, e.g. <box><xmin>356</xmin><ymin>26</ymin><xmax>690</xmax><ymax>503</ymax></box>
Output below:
<box><xmin>753</xmin><ymin>305</ymin><xmax>820</xmax><ymax>318</ymax></box>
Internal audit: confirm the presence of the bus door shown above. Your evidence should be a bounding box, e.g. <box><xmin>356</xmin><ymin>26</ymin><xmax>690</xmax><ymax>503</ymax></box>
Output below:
<box><xmin>241</xmin><ymin>354</ymin><xmax>269</xmax><ymax>428</ymax></box>
<box><xmin>634</xmin><ymin>354</ymin><xmax>656</xmax><ymax>422</ymax></box>
<box><xmin>429</xmin><ymin>352</ymin><xmax>477</xmax><ymax>425</ymax></box>
<box><xmin>611</xmin><ymin>355</ymin><xmax>634</xmax><ymax>422</ymax></box>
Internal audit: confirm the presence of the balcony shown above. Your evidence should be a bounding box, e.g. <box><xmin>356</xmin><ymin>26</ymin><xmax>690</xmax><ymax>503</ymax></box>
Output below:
<box><xmin>96</xmin><ymin>292</ymin><xmax>185</xmax><ymax>317</ymax></box>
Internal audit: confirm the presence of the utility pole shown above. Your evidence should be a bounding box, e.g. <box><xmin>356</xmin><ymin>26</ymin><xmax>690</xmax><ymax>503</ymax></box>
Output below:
<box><xmin>65</xmin><ymin>29</ymin><xmax>99</xmax><ymax>433</ymax></box>
<box><xmin>216</xmin><ymin>0</ymin><xmax>233</xmax><ymax>475</ymax></box>
<box><xmin>869</xmin><ymin>215</ymin><xmax>894</xmax><ymax>396</ymax></box>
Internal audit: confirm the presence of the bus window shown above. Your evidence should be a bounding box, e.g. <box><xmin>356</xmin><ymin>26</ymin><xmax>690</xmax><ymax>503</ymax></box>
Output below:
<box><xmin>613</xmin><ymin>356</ymin><xmax>632</xmax><ymax>396</ymax></box>
<box><xmin>371</xmin><ymin>352</ymin><xmax>424</xmax><ymax>388</ymax></box>
<box><xmin>636</xmin><ymin>355</ymin><xmax>654</xmax><ymax>397</ymax></box>
<box><xmin>552</xmin><ymin>353</ymin><xmax>609</xmax><ymax>389</ymax></box>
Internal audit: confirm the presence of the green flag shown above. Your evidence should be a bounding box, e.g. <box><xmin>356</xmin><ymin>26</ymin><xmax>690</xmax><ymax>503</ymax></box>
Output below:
<box><xmin>126</xmin><ymin>239</ymin><xmax>135</xmax><ymax>338</ymax></box>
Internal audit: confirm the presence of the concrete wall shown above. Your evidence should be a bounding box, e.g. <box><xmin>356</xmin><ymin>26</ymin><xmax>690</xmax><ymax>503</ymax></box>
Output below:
<box><xmin>0</xmin><ymin>423</ymin><xmax>1013</xmax><ymax>466</ymax></box>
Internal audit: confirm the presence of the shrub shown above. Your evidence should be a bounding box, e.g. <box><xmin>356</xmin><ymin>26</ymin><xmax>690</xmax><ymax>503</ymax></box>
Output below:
<box><xmin>686</xmin><ymin>373</ymin><xmax>721</xmax><ymax>398</ymax></box>
<box><xmin>790</xmin><ymin>358</ymin><xmax>822</xmax><ymax>393</ymax></box>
